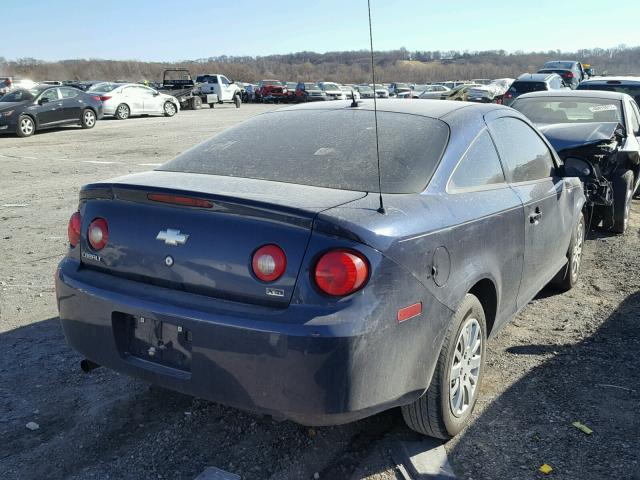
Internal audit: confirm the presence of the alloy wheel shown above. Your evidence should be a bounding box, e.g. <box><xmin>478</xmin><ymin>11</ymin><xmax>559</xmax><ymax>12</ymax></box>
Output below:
<box><xmin>449</xmin><ymin>317</ymin><xmax>482</xmax><ymax>417</ymax></box>
<box><xmin>164</xmin><ymin>103</ymin><xmax>176</xmax><ymax>116</ymax></box>
<box><xmin>20</xmin><ymin>118</ymin><xmax>34</xmax><ymax>136</ymax></box>
<box><xmin>571</xmin><ymin>218</ymin><xmax>584</xmax><ymax>280</ymax></box>
<box><xmin>84</xmin><ymin>111</ymin><xmax>95</xmax><ymax>127</ymax></box>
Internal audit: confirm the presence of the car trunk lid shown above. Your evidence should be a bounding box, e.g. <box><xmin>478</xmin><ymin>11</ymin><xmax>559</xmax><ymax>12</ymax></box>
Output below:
<box><xmin>79</xmin><ymin>171</ymin><xmax>366</xmax><ymax>307</ymax></box>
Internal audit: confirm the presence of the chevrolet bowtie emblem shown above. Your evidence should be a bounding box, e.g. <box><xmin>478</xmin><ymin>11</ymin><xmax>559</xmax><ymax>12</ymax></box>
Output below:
<box><xmin>156</xmin><ymin>229</ymin><xmax>189</xmax><ymax>246</ymax></box>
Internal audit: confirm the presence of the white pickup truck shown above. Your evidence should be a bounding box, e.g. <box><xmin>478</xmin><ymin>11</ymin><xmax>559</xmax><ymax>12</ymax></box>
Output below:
<box><xmin>195</xmin><ymin>74</ymin><xmax>242</xmax><ymax>108</ymax></box>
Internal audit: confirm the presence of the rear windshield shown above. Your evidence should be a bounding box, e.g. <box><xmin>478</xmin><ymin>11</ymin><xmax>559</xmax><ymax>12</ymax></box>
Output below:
<box><xmin>88</xmin><ymin>82</ymin><xmax>121</xmax><ymax>93</ymax></box>
<box><xmin>196</xmin><ymin>75</ymin><xmax>217</xmax><ymax>83</ymax></box>
<box><xmin>578</xmin><ymin>83</ymin><xmax>640</xmax><ymax>104</ymax></box>
<box><xmin>510</xmin><ymin>81</ymin><xmax>548</xmax><ymax>93</ymax></box>
<box><xmin>544</xmin><ymin>61</ymin><xmax>575</xmax><ymax>69</ymax></box>
<box><xmin>512</xmin><ymin>97</ymin><xmax>624</xmax><ymax>126</ymax></box>
<box><xmin>0</xmin><ymin>89</ymin><xmax>34</xmax><ymax>102</ymax></box>
<box><xmin>159</xmin><ymin>110</ymin><xmax>450</xmax><ymax>193</ymax></box>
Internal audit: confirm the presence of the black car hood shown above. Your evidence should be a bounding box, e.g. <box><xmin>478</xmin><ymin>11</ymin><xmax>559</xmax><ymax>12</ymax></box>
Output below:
<box><xmin>538</xmin><ymin>122</ymin><xmax>622</xmax><ymax>153</ymax></box>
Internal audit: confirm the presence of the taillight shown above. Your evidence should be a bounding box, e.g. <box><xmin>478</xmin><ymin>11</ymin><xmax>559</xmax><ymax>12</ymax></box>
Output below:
<box><xmin>252</xmin><ymin>244</ymin><xmax>286</xmax><ymax>282</ymax></box>
<box><xmin>68</xmin><ymin>211</ymin><xmax>81</xmax><ymax>247</ymax></box>
<box><xmin>564</xmin><ymin>72</ymin><xmax>574</xmax><ymax>79</ymax></box>
<box><xmin>92</xmin><ymin>95</ymin><xmax>111</xmax><ymax>102</ymax></box>
<box><xmin>314</xmin><ymin>249</ymin><xmax>369</xmax><ymax>296</ymax></box>
<box><xmin>147</xmin><ymin>193</ymin><xmax>213</xmax><ymax>208</ymax></box>
<box><xmin>88</xmin><ymin>218</ymin><xmax>109</xmax><ymax>250</ymax></box>
<box><xmin>504</xmin><ymin>91</ymin><xmax>513</xmax><ymax>99</ymax></box>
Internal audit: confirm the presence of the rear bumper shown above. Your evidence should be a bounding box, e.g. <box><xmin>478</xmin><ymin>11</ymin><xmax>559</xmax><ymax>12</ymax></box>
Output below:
<box><xmin>56</xmin><ymin>258</ymin><xmax>447</xmax><ymax>425</ymax></box>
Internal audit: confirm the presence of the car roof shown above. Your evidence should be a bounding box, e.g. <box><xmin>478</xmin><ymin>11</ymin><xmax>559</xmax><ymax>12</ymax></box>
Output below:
<box><xmin>516</xmin><ymin>73</ymin><xmax>556</xmax><ymax>82</ymax></box>
<box><xmin>277</xmin><ymin>98</ymin><xmax>509</xmax><ymax>120</ymax></box>
<box><xmin>580</xmin><ymin>76</ymin><xmax>640</xmax><ymax>84</ymax></box>
<box><xmin>515</xmin><ymin>89</ymin><xmax>627</xmax><ymax>101</ymax></box>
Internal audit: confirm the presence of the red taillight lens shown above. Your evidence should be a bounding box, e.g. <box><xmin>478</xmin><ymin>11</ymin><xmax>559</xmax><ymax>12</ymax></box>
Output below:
<box><xmin>68</xmin><ymin>211</ymin><xmax>81</xmax><ymax>247</ymax></box>
<box><xmin>88</xmin><ymin>218</ymin><xmax>109</xmax><ymax>250</ymax></box>
<box><xmin>252</xmin><ymin>244</ymin><xmax>286</xmax><ymax>282</ymax></box>
<box><xmin>99</xmin><ymin>95</ymin><xmax>111</xmax><ymax>101</ymax></box>
<box><xmin>564</xmin><ymin>72</ymin><xmax>574</xmax><ymax>79</ymax></box>
<box><xmin>314</xmin><ymin>250</ymin><xmax>369</xmax><ymax>296</ymax></box>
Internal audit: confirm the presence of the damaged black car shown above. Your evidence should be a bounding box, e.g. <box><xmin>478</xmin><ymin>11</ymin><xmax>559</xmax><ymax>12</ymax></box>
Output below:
<box><xmin>511</xmin><ymin>90</ymin><xmax>640</xmax><ymax>233</ymax></box>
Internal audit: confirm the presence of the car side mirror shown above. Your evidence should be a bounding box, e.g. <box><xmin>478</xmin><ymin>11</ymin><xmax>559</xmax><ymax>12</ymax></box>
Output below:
<box><xmin>38</xmin><ymin>97</ymin><xmax>49</xmax><ymax>105</ymax></box>
<box><xmin>562</xmin><ymin>157</ymin><xmax>592</xmax><ymax>177</ymax></box>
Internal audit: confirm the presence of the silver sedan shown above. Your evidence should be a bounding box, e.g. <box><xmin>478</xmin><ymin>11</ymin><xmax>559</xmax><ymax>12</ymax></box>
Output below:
<box><xmin>88</xmin><ymin>82</ymin><xmax>180</xmax><ymax>120</ymax></box>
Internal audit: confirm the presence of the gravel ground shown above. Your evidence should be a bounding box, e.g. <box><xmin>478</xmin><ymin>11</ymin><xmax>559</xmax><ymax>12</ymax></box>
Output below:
<box><xmin>1</xmin><ymin>104</ymin><xmax>638</xmax><ymax>480</ymax></box>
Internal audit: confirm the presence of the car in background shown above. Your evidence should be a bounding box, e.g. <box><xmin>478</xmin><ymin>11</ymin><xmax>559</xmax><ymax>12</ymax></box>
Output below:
<box><xmin>538</xmin><ymin>60</ymin><xmax>587</xmax><ymax>89</ymax></box>
<box><xmin>444</xmin><ymin>84</ymin><xmax>483</xmax><ymax>101</ymax></box>
<box><xmin>318</xmin><ymin>82</ymin><xmax>344</xmax><ymax>100</ymax></box>
<box><xmin>354</xmin><ymin>85</ymin><xmax>375</xmax><ymax>99</ymax></box>
<box><xmin>472</xmin><ymin>79</ymin><xmax>493</xmax><ymax>85</ymax></box>
<box><xmin>0</xmin><ymin>76</ymin><xmax>13</xmax><ymax>96</ymax></box>
<box><xmin>511</xmin><ymin>90</ymin><xmax>640</xmax><ymax>233</ymax></box>
<box><xmin>0</xmin><ymin>85</ymin><xmax>103</xmax><ymax>137</ymax></box>
<box><xmin>502</xmin><ymin>73</ymin><xmax>567</xmax><ymax>106</ymax></box>
<box><xmin>374</xmin><ymin>86</ymin><xmax>390</xmax><ymax>98</ymax></box>
<box><xmin>282</xmin><ymin>82</ymin><xmax>298</xmax><ymax>102</ymax></box>
<box><xmin>340</xmin><ymin>85</ymin><xmax>360</xmax><ymax>101</ymax></box>
<box><xmin>42</xmin><ymin>80</ymin><xmax>63</xmax><ymax>86</ymax></box>
<box><xmin>389</xmin><ymin>82</ymin><xmax>411</xmax><ymax>97</ymax></box>
<box><xmin>12</xmin><ymin>79</ymin><xmax>36</xmax><ymax>90</ymax></box>
<box><xmin>56</xmin><ymin>99</ymin><xmax>585</xmax><ymax>441</ymax></box>
<box><xmin>417</xmin><ymin>84</ymin><xmax>451</xmax><ymax>99</ymax></box>
<box><xmin>294</xmin><ymin>82</ymin><xmax>327</xmax><ymax>102</ymax></box>
<box><xmin>256</xmin><ymin>80</ymin><xmax>286</xmax><ymax>103</ymax></box>
<box><xmin>577</xmin><ymin>77</ymin><xmax>640</xmax><ymax>105</ymax></box>
<box><xmin>467</xmin><ymin>78</ymin><xmax>514</xmax><ymax>103</ymax></box>
<box><xmin>88</xmin><ymin>82</ymin><xmax>180</xmax><ymax>120</ymax></box>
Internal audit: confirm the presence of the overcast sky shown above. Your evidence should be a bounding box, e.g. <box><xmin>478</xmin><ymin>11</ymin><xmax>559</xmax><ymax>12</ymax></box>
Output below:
<box><xmin>4</xmin><ymin>0</ymin><xmax>639</xmax><ymax>61</ymax></box>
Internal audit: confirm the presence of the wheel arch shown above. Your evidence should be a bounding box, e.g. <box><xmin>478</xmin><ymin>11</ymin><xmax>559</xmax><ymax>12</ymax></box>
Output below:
<box><xmin>18</xmin><ymin>112</ymin><xmax>38</xmax><ymax>129</ymax></box>
<box><xmin>468</xmin><ymin>278</ymin><xmax>497</xmax><ymax>337</ymax></box>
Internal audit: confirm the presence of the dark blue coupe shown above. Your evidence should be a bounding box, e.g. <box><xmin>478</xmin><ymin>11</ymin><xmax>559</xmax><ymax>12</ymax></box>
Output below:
<box><xmin>56</xmin><ymin>100</ymin><xmax>586</xmax><ymax>438</ymax></box>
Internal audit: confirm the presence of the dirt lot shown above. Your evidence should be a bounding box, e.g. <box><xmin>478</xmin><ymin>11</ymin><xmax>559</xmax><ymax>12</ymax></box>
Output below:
<box><xmin>1</xmin><ymin>104</ymin><xmax>639</xmax><ymax>480</ymax></box>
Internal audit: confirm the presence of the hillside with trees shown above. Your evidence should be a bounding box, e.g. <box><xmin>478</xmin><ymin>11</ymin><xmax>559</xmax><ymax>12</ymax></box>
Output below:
<box><xmin>1</xmin><ymin>46</ymin><xmax>639</xmax><ymax>83</ymax></box>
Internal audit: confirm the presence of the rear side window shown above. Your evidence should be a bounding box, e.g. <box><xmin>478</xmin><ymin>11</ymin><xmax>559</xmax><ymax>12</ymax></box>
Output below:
<box><xmin>448</xmin><ymin>130</ymin><xmax>505</xmax><ymax>191</ymax></box>
<box><xmin>60</xmin><ymin>87</ymin><xmax>79</xmax><ymax>99</ymax></box>
<box><xmin>488</xmin><ymin>117</ymin><xmax>555</xmax><ymax>183</ymax></box>
<box><xmin>510</xmin><ymin>81</ymin><xmax>547</xmax><ymax>94</ymax></box>
<box><xmin>160</xmin><ymin>110</ymin><xmax>450</xmax><ymax>193</ymax></box>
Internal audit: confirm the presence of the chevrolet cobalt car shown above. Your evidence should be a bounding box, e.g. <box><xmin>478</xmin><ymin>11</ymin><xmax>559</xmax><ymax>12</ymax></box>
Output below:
<box><xmin>56</xmin><ymin>100</ymin><xmax>585</xmax><ymax>438</ymax></box>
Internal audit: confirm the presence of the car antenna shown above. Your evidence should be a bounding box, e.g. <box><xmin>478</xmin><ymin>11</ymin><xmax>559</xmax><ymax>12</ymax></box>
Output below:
<box><xmin>367</xmin><ymin>0</ymin><xmax>385</xmax><ymax>214</ymax></box>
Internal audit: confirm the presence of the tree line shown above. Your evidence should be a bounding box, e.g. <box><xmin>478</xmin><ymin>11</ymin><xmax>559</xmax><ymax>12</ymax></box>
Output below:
<box><xmin>1</xmin><ymin>46</ymin><xmax>639</xmax><ymax>84</ymax></box>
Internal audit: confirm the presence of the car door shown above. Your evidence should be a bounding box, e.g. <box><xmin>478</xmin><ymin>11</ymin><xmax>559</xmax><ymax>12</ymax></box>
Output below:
<box><xmin>121</xmin><ymin>86</ymin><xmax>144</xmax><ymax>115</ymax></box>
<box><xmin>140</xmin><ymin>86</ymin><xmax>163</xmax><ymax>114</ymax></box>
<box><xmin>35</xmin><ymin>88</ymin><xmax>64</xmax><ymax>126</ymax></box>
<box><xmin>59</xmin><ymin>87</ymin><xmax>82</xmax><ymax>122</ymax></box>
<box><xmin>487</xmin><ymin>115</ymin><xmax>573</xmax><ymax>309</ymax></box>
<box><xmin>220</xmin><ymin>76</ymin><xmax>233</xmax><ymax>101</ymax></box>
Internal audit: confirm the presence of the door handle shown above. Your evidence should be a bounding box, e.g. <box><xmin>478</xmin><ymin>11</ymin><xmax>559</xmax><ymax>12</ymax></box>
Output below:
<box><xmin>529</xmin><ymin>207</ymin><xmax>542</xmax><ymax>224</ymax></box>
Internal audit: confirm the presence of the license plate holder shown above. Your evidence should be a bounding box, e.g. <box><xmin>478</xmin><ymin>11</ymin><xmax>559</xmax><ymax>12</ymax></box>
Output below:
<box><xmin>116</xmin><ymin>313</ymin><xmax>192</xmax><ymax>372</ymax></box>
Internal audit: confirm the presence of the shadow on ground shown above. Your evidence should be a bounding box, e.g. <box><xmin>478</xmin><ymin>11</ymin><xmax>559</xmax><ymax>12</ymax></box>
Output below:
<box><xmin>448</xmin><ymin>290</ymin><xmax>640</xmax><ymax>479</ymax></box>
<box><xmin>0</xmin><ymin>317</ymin><xmax>400</xmax><ymax>480</ymax></box>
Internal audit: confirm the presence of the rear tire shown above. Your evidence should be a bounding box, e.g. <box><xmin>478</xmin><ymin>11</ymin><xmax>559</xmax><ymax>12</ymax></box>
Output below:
<box><xmin>81</xmin><ymin>109</ymin><xmax>96</xmax><ymax>129</ymax></box>
<box><xmin>115</xmin><ymin>103</ymin><xmax>130</xmax><ymax>120</ymax></box>
<box><xmin>191</xmin><ymin>96</ymin><xmax>202</xmax><ymax>110</ymax></box>
<box><xmin>234</xmin><ymin>94</ymin><xmax>241</xmax><ymax>108</ymax></box>
<box><xmin>208</xmin><ymin>103</ymin><xmax>215</xmax><ymax>109</ymax></box>
<box><xmin>612</xmin><ymin>170</ymin><xmax>634</xmax><ymax>234</ymax></box>
<box><xmin>401</xmin><ymin>294</ymin><xmax>486</xmax><ymax>439</ymax></box>
<box><xmin>16</xmin><ymin>115</ymin><xmax>35</xmax><ymax>137</ymax></box>
<box><xmin>163</xmin><ymin>101</ymin><xmax>177</xmax><ymax>117</ymax></box>
<box><xmin>551</xmin><ymin>211</ymin><xmax>585</xmax><ymax>291</ymax></box>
